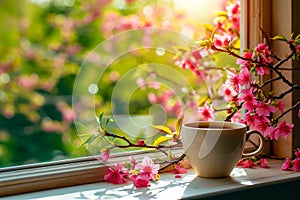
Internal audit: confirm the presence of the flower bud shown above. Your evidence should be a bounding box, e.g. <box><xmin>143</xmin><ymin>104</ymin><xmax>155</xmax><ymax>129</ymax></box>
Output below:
<box><xmin>138</xmin><ymin>139</ymin><xmax>145</xmax><ymax>145</ymax></box>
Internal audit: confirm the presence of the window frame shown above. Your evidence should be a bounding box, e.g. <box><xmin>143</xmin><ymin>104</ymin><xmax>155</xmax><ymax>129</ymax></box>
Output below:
<box><xmin>242</xmin><ymin>0</ymin><xmax>300</xmax><ymax>158</ymax></box>
<box><xmin>1</xmin><ymin>0</ymin><xmax>299</xmax><ymax>197</ymax></box>
<box><xmin>0</xmin><ymin>148</ymin><xmax>184</xmax><ymax>196</ymax></box>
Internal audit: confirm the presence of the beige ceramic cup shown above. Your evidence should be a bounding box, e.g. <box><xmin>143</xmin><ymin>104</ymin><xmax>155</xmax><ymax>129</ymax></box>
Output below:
<box><xmin>181</xmin><ymin>121</ymin><xmax>264</xmax><ymax>178</ymax></box>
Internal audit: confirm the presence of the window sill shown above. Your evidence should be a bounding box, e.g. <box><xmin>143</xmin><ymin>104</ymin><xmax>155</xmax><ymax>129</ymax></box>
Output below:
<box><xmin>0</xmin><ymin>148</ymin><xmax>183</xmax><ymax>197</ymax></box>
<box><xmin>2</xmin><ymin>159</ymin><xmax>300</xmax><ymax>200</ymax></box>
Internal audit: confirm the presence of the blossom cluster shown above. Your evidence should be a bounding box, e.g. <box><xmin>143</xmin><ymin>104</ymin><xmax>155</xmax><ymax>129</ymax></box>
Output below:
<box><xmin>89</xmin><ymin>0</ymin><xmax>300</xmax><ymax>187</ymax></box>
<box><xmin>104</xmin><ymin>156</ymin><xmax>160</xmax><ymax>188</ymax></box>
<box><xmin>237</xmin><ymin>157</ymin><xmax>269</xmax><ymax>168</ymax></box>
<box><xmin>216</xmin><ymin>42</ymin><xmax>295</xmax><ymax>140</ymax></box>
<box><xmin>184</xmin><ymin>0</ymin><xmax>298</xmax><ymax>140</ymax></box>
<box><xmin>281</xmin><ymin>149</ymin><xmax>300</xmax><ymax>172</ymax></box>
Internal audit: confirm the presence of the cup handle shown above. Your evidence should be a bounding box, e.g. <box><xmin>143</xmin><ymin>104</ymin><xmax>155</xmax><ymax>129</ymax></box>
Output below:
<box><xmin>242</xmin><ymin>130</ymin><xmax>265</xmax><ymax>159</ymax></box>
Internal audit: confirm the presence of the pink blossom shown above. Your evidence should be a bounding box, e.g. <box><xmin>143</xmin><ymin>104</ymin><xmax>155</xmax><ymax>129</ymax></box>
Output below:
<box><xmin>239</xmin><ymin>88</ymin><xmax>257</xmax><ymax>112</ymax></box>
<box><xmin>18</xmin><ymin>73</ymin><xmax>39</xmax><ymax>90</ymax></box>
<box><xmin>104</xmin><ymin>167</ymin><xmax>127</xmax><ymax>184</ymax></box>
<box><xmin>175</xmin><ymin>58</ymin><xmax>201</xmax><ymax>77</ymax></box>
<box><xmin>263</xmin><ymin>126</ymin><xmax>275</xmax><ymax>138</ymax></box>
<box><xmin>129</xmin><ymin>156</ymin><xmax>136</xmax><ymax>170</ymax></box>
<box><xmin>260</xmin><ymin>158</ymin><xmax>269</xmax><ymax>168</ymax></box>
<box><xmin>148</xmin><ymin>91</ymin><xmax>183</xmax><ymax>116</ymax></box>
<box><xmin>56</xmin><ymin>102</ymin><xmax>74</xmax><ymax>123</ymax></box>
<box><xmin>42</xmin><ymin>120</ymin><xmax>64</xmax><ymax>133</ymax></box>
<box><xmin>174</xmin><ymin>174</ymin><xmax>182</xmax><ymax>178</ymax></box>
<box><xmin>170</xmin><ymin>164</ymin><xmax>187</xmax><ymax>175</ymax></box>
<box><xmin>252</xmin><ymin>116</ymin><xmax>270</xmax><ymax>135</ymax></box>
<box><xmin>136</xmin><ymin>77</ymin><xmax>146</xmax><ymax>90</ymax></box>
<box><xmin>100</xmin><ymin>149</ymin><xmax>110</xmax><ymax>162</ymax></box>
<box><xmin>230</xmin><ymin>111</ymin><xmax>241</xmax><ymax>123</ymax></box>
<box><xmin>213</xmin><ymin>34</ymin><xmax>232</xmax><ymax>49</ymax></box>
<box><xmin>270</xmin><ymin>120</ymin><xmax>294</xmax><ymax>140</ymax></box>
<box><xmin>255</xmin><ymin>43</ymin><xmax>269</xmax><ymax>53</ymax></box>
<box><xmin>191</xmin><ymin>49</ymin><xmax>202</xmax><ymax>61</ymax></box>
<box><xmin>281</xmin><ymin>158</ymin><xmax>291</xmax><ymax>171</ymax></box>
<box><xmin>148</xmin><ymin>93</ymin><xmax>158</xmax><ymax>103</ymax></box>
<box><xmin>226</xmin><ymin>1</ymin><xmax>240</xmax><ymax>16</ymax></box>
<box><xmin>225</xmin><ymin>70</ymin><xmax>240</xmax><ymax>92</ymax></box>
<box><xmin>226</xmin><ymin>1</ymin><xmax>240</xmax><ymax>32</ymax></box>
<box><xmin>255</xmin><ymin>44</ymin><xmax>273</xmax><ymax>63</ymax></box>
<box><xmin>224</xmin><ymin>90</ymin><xmax>236</xmax><ymax>102</ymax></box>
<box><xmin>238</xmin><ymin>67</ymin><xmax>251</xmax><ymax>87</ymax></box>
<box><xmin>243</xmin><ymin>111</ymin><xmax>256</xmax><ymax>128</ymax></box>
<box><xmin>256</xmin><ymin>102</ymin><xmax>276</xmax><ymax>117</ymax></box>
<box><xmin>218</xmin><ymin>84</ymin><xmax>237</xmax><ymax>102</ymax></box>
<box><xmin>277</xmin><ymin>100</ymin><xmax>284</xmax><ymax>113</ymax></box>
<box><xmin>175</xmin><ymin>58</ymin><xmax>195</xmax><ymax>70</ymax></box>
<box><xmin>256</xmin><ymin>65</ymin><xmax>270</xmax><ymax>76</ymax></box>
<box><xmin>132</xmin><ymin>174</ymin><xmax>150</xmax><ymax>188</ymax></box>
<box><xmin>237</xmin><ymin>159</ymin><xmax>253</xmax><ymax>168</ymax></box>
<box><xmin>138</xmin><ymin>139</ymin><xmax>145</xmax><ymax>145</ymax></box>
<box><xmin>148</xmin><ymin>81</ymin><xmax>161</xmax><ymax>89</ymax></box>
<box><xmin>136</xmin><ymin>157</ymin><xmax>159</xmax><ymax>181</ymax></box>
<box><xmin>236</xmin><ymin>51</ymin><xmax>253</xmax><ymax>69</ymax></box>
<box><xmin>292</xmin><ymin>158</ymin><xmax>300</xmax><ymax>172</ymax></box>
<box><xmin>296</xmin><ymin>45</ymin><xmax>300</xmax><ymax>54</ymax></box>
<box><xmin>115</xmin><ymin>162</ymin><xmax>127</xmax><ymax>172</ymax></box>
<box><xmin>198</xmin><ymin>103</ymin><xmax>215</xmax><ymax>121</ymax></box>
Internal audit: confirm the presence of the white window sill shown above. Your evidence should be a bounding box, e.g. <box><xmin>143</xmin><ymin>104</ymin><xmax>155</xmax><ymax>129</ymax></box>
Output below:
<box><xmin>2</xmin><ymin>159</ymin><xmax>300</xmax><ymax>200</ymax></box>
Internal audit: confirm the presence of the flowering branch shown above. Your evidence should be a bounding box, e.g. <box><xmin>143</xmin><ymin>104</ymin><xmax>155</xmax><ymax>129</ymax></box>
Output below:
<box><xmin>103</xmin><ymin>131</ymin><xmax>176</xmax><ymax>149</ymax></box>
<box><xmin>260</xmin><ymin>77</ymin><xmax>281</xmax><ymax>88</ymax></box>
<box><xmin>172</xmin><ymin>1</ymin><xmax>300</xmax><ymax>141</ymax></box>
<box><xmin>274</xmin><ymin>51</ymin><xmax>295</xmax><ymax>69</ymax></box>
<box><xmin>275</xmin><ymin>100</ymin><xmax>300</xmax><ymax>122</ymax></box>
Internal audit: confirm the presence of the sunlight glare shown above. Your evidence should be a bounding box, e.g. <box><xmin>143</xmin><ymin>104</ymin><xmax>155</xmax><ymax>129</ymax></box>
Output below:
<box><xmin>173</xmin><ymin>0</ymin><xmax>225</xmax><ymax>23</ymax></box>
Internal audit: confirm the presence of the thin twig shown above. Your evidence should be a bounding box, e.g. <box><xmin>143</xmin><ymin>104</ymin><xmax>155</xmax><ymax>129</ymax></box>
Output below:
<box><xmin>273</xmin><ymin>85</ymin><xmax>300</xmax><ymax>100</ymax></box>
<box><xmin>273</xmin><ymin>52</ymin><xmax>295</xmax><ymax>69</ymax></box>
<box><xmin>158</xmin><ymin>154</ymin><xmax>186</xmax><ymax>172</ymax></box>
<box><xmin>274</xmin><ymin>100</ymin><xmax>300</xmax><ymax>122</ymax></box>
<box><xmin>104</xmin><ymin>131</ymin><xmax>180</xmax><ymax>149</ymax></box>
<box><xmin>260</xmin><ymin>77</ymin><xmax>281</xmax><ymax>88</ymax></box>
<box><xmin>248</xmin><ymin>139</ymin><xmax>259</xmax><ymax>149</ymax></box>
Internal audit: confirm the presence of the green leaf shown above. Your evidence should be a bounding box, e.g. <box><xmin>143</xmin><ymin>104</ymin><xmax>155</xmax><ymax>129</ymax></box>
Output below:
<box><xmin>172</xmin><ymin>46</ymin><xmax>189</xmax><ymax>53</ymax></box>
<box><xmin>74</xmin><ymin>121</ymin><xmax>90</xmax><ymax>134</ymax></box>
<box><xmin>152</xmin><ymin>125</ymin><xmax>173</xmax><ymax>135</ymax></box>
<box><xmin>175</xmin><ymin>116</ymin><xmax>183</xmax><ymax>136</ymax></box>
<box><xmin>295</xmin><ymin>34</ymin><xmax>300</xmax><ymax>40</ymax></box>
<box><xmin>202</xmin><ymin>23</ymin><xmax>213</xmax><ymax>32</ymax></box>
<box><xmin>271</xmin><ymin>34</ymin><xmax>287</xmax><ymax>41</ymax></box>
<box><xmin>153</xmin><ymin>135</ymin><xmax>172</xmax><ymax>146</ymax></box>
<box><xmin>198</xmin><ymin>95</ymin><xmax>210</xmax><ymax>106</ymax></box>
<box><xmin>99</xmin><ymin>112</ymin><xmax>104</xmax><ymax>125</ymax></box>
<box><xmin>81</xmin><ymin>134</ymin><xmax>99</xmax><ymax>146</ymax></box>
<box><xmin>196</xmin><ymin>40</ymin><xmax>211</xmax><ymax>47</ymax></box>
<box><xmin>105</xmin><ymin>128</ymin><xmax>131</xmax><ymax>146</ymax></box>
<box><xmin>105</xmin><ymin>118</ymin><xmax>114</xmax><ymax>126</ymax></box>
<box><xmin>216</xmin><ymin>11</ymin><xmax>228</xmax><ymax>17</ymax></box>
<box><xmin>108</xmin><ymin>128</ymin><xmax>128</xmax><ymax>137</ymax></box>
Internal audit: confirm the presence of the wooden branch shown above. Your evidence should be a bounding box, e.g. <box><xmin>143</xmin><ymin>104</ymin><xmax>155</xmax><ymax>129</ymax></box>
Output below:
<box><xmin>273</xmin><ymin>85</ymin><xmax>300</xmax><ymax>100</ymax></box>
<box><xmin>104</xmin><ymin>131</ymin><xmax>180</xmax><ymax>150</ymax></box>
<box><xmin>274</xmin><ymin>100</ymin><xmax>300</xmax><ymax>122</ymax></box>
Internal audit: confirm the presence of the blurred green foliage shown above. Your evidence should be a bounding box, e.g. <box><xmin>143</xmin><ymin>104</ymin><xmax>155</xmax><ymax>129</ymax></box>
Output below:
<box><xmin>0</xmin><ymin>0</ymin><xmax>228</xmax><ymax>167</ymax></box>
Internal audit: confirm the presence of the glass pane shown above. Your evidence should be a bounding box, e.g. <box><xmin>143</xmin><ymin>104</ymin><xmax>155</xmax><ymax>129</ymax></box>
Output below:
<box><xmin>0</xmin><ymin>0</ymin><xmax>232</xmax><ymax>168</ymax></box>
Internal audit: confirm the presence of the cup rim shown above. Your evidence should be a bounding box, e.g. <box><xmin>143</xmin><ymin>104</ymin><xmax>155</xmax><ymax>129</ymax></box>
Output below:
<box><xmin>182</xmin><ymin>121</ymin><xmax>246</xmax><ymax>131</ymax></box>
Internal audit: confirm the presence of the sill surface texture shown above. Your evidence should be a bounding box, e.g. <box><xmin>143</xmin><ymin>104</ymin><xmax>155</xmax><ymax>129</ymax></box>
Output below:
<box><xmin>2</xmin><ymin>159</ymin><xmax>300</xmax><ymax>200</ymax></box>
